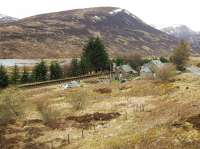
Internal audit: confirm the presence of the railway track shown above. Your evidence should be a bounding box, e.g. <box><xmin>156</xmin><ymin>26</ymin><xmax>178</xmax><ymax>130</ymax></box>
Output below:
<box><xmin>18</xmin><ymin>72</ymin><xmax>111</xmax><ymax>88</ymax></box>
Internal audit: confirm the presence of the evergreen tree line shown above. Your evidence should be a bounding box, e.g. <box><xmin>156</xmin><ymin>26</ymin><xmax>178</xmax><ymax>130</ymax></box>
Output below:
<box><xmin>0</xmin><ymin>61</ymin><xmax>63</xmax><ymax>88</ymax></box>
<box><xmin>0</xmin><ymin>37</ymin><xmax>110</xmax><ymax>88</ymax></box>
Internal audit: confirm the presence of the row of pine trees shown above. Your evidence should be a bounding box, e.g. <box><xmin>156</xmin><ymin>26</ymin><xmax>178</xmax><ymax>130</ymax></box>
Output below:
<box><xmin>0</xmin><ymin>61</ymin><xmax>63</xmax><ymax>88</ymax></box>
<box><xmin>0</xmin><ymin>37</ymin><xmax>110</xmax><ymax>88</ymax></box>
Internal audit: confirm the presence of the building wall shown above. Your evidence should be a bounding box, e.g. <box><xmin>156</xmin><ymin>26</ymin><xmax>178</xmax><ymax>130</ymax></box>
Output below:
<box><xmin>140</xmin><ymin>72</ymin><xmax>154</xmax><ymax>79</ymax></box>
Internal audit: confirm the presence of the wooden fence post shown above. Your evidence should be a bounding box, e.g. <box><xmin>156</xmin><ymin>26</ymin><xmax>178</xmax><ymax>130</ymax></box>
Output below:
<box><xmin>51</xmin><ymin>141</ymin><xmax>54</xmax><ymax>149</ymax></box>
<box><xmin>82</xmin><ymin>129</ymin><xmax>84</xmax><ymax>138</ymax></box>
<box><xmin>67</xmin><ymin>134</ymin><xmax>70</xmax><ymax>144</ymax></box>
<box><xmin>125</xmin><ymin>111</ymin><xmax>128</xmax><ymax>120</ymax></box>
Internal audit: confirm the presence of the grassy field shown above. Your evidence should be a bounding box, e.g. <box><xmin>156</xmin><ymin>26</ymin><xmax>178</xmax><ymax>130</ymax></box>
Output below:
<box><xmin>1</xmin><ymin>72</ymin><xmax>200</xmax><ymax>149</ymax></box>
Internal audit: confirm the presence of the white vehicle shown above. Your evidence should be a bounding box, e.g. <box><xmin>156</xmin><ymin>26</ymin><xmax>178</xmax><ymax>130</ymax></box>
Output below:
<box><xmin>62</xmin><ymin>81</ymin><xmax>80</xmax><ymax>89</ymax></box>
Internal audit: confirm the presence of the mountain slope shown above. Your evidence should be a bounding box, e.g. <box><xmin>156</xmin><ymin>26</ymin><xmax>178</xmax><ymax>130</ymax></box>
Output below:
<box><xmin>161</xmin><ymin>25</ymin><xmax>200</xmax><ymax>52</ymax></box>
<box><xmin>0</xmin><ymin>14</ymin><xmax>18</xmax><ymax>23</ymax></box>
<box><xmin>0</xmin><ymin>7</ymin><xmax>178</xmax><ymax>58</ymax></box>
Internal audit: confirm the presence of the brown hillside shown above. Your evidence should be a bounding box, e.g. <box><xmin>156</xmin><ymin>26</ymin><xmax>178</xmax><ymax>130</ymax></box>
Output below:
<box><xmin>0</xmin><ymin>7</ymin><xmax>178</xmax><ymax>58</ymax></box>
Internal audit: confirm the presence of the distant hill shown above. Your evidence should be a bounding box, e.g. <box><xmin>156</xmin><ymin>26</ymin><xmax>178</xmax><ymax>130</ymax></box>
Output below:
<box><xmin>0</xmin><ymin>7</ymin><xmax>178</xmax><ymax>58</ymax></box>
<box><xmin>161</xmin><ymin>25</ymin><xmax>200</xmax><ymax>54</ymax></box>
<box><xmin>0</xmin><ymin>14</ymin><xmax>18</xmax><ymax>24</ymax></box>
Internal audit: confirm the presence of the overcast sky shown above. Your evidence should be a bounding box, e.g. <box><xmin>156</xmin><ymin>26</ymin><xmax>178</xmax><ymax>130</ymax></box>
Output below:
<box><xmin>0</xmin><ymin>0</ymin><xmax>199</xmax><ymax>31</ymax></box>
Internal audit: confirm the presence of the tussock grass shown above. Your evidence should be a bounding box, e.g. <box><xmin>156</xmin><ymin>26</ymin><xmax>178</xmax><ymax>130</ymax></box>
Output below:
<box><xmin>34</xmin><ymin>99</ymin><xmax>61</xmax><ymax>127</ymax></box>
<box><xmin>67</xmin><ymin>90</ymin><xmax>89</xmax><ymax>111</ymax></box>
<box><xmin>0</xmin><ymin>88</ymin><xmax>26</xmax><ymax>124</ymax></box>
<box><xmin>124</xmin><ymin>80</ymin><xmax>174</xmax><ymax>97</ymax></box>
<box><xmin>134</xmin><ymin>123</ymin><xmax>200</xmax><ymax>149</ymax></box>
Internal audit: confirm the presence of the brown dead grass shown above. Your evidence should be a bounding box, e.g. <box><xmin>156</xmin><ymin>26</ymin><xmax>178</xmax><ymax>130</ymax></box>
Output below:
<box><xmin>124</xmin><ymin>80</ymin><xmax>174</xmax><ymax>97</ymax></box>
<box><xmin>2</xmin><ymin>73</ymin><xmax>200</xmax><ymax>149</ymax></box>
<box><xmin>188</xmin><ymin>56</ymin><xmax>200</xmax><ymax>66</ymax></box>
<box><xmin>94</xmin><ymin>87</ymin><xmax>112</xmax><ymax>94</ymax></box>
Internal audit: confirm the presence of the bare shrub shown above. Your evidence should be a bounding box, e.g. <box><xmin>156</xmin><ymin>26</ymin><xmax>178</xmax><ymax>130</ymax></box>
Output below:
<box><xmin>0</xmin><ymin>88</ymin><xmax>26</xmax><ymax>147</ymax></box>
<box><xmin>0</xmin><ymin>88</ymin><xmax>25</xmax><ymax>125</ymax></box>
<box><xmin>68</xmin><ymin>90</ymin><xmax>88</xmax><ymax>111</ymax></box>
<box><xmin>63</xmin><ymin>63</ymin><xmax>71</xmax><ymax>77</ymax></box>
<box><xmin>124</xmin><ymin>53</ymin><xmax>145</xmax><ymax>72</ymax></box>
<box><xmin>155</xmin><ymin>64</ymin><xmax>176</xmax><ymax>82</ymax></box>
<box><xmin>0</xmin><ymin>103</ymin><xmax>13</xmax><ymax>125</ymax></box>
<box><xmin>197</xmin><ymin>63</ymin><xmax>200</xmax><ymax>68</ymax></box>
<box><xmin>94</xmin><ymin>87</ymin><xmax>112</xmax><ymax>94</ymax></box>
<box><xmin>170</xmin><ymin>40</ymin><xmax>190</xmax><ymax>71</ymax></box>
<box><xmin>35</xmin><ymin>99</ymin><xmax>60</xmax><ymax>127</ymax></box>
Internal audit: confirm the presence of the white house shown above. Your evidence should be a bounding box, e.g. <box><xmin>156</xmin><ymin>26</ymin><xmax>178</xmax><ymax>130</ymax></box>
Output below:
<box><xmin>114</xmin><ymin>64</ymin><xmax>138</xmax><ymax>80</ymax></box>
<box><xmin>140</xmin><ymin>60</ymin><xmax>165</xmax><ymax>79</ymax></box>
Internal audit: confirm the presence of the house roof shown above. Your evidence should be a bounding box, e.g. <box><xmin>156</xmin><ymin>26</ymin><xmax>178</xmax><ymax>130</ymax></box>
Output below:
<box><xmin>140</xmin><ymin>60</ymin><xmax>164</xmax><ymax>73</ymax></box>
<box><xmin>119</xmin><ymin>64</ymin><xmax>137</xmax><ymax>73</ymax></box>
<box><xmin>140</xmin><ymin>65</ymin><xmax>152</xmax><ymax>73</ymax></box>
<box><xmin>150</xmin><ymin>60</ymin><xmax>164</xmax><ymax>68</ymax></box>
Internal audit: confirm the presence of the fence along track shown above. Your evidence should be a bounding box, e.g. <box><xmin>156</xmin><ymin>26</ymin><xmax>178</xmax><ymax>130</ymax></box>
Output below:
<box><xmin>18</xmin><ymin>72</ymin><xmax>110</xmax><ymax>88</ymax></box>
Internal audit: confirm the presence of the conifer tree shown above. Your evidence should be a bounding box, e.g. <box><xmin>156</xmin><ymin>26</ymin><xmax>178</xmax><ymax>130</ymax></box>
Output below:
<box><xmin>80</xmin><ymin>56</ymin><xmax>92</xmax><ymax>74</ymax></box>
<box><xmin>70</xmin><ymin>58</ymin><xmax>81</xmax><ymax>76</ymax></box>
<box><xmin>32</xmin><ymin>60</ymin><xmax>48</xmax><ymax>81</ymax></box>
<box><xmin>50</xmin><ymin>62</ymin><xmax>63</xmax><ymax>80</ymax></box>
<box><xmin>20</xmin><ymin>66</ymin><xmax>29</xmax><ymax>84</ymax></box>
<box><xmin>11</xmin><ymin>64</ymin><xmax>20</xmax><ymax>84</ymax></box>
<box><xmin>93</xmin><ymin>37</ymin><xmax>109</xmax><ymax>71</ymax></box>
<box><xmin>81</xmin><ymin>37</ymin><xmax>109</xmax><ymax>72</ymax></box>
<box><xmin>114</xmin><ymin>57</ymin><xmax>124</xmax><ymax>66</ymax></box>
<box><xmin>0</xmin><ymin>65</ymin><xmax>9</xmax><ymax>88</ymax></box>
